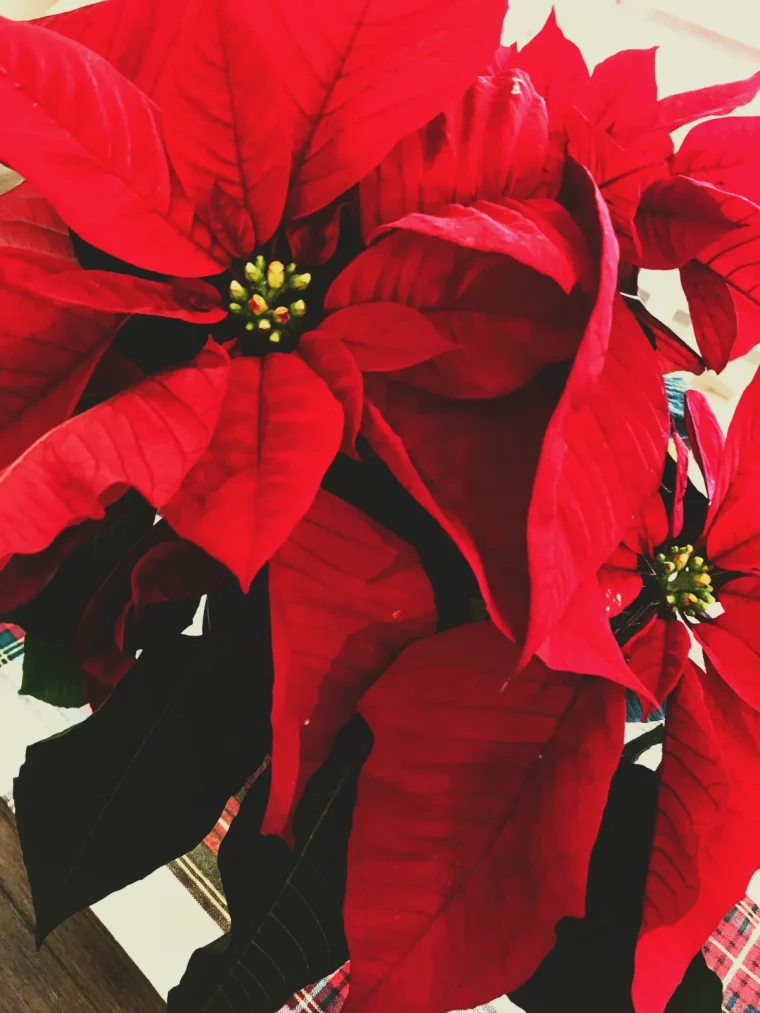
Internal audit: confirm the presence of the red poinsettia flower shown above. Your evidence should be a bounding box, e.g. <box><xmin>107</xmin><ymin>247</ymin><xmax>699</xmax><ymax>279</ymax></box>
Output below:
<box><xmin>515</xmin><ymin>11</ymin><xmax>760</xmax><ymax>373</ymax></box>
<box><xmin>341</xmin><ymin>621</ymin><xmax>626</xmax><ymax>1013</ymax></box>
<box><xmin>540</xmin><ymin>377</ymin><xmax>760</xmax><ymax>1011</ymax></box>
<box><xmin>0</xmin><ymin>0</ymin><xmax>509</xmax><ymax>590</ymax></box>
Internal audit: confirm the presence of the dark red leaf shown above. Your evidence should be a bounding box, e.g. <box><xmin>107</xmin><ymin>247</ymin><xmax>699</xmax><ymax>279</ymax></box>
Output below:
<box><xmin>672</xmin><ymin>427</ymin><xmax>689</xmax><ymax>538</ymax></box>
<box><xmin>684</xmin><ymin>389</ymin><xmax>724</xmax><ymax>500</ymax></box>
<box><xmin>624</xmin><ymin>616</ymin><xmax>690</xmax><ymax>709</ymax></box>
<box><xmin>319</xmin><ymin>303</ymin><xmax>452</xmax><ymax>374</ymax></box>
<box><xmin>344</xmin><ymin>623</ymin><xmax>625</xmax><ymax>1012</ymax></box>
<box><xmin>0</xmin><ymin>523</ymin><xmax>97</xmax><ymax>613</ymax></box>
<box><xmin>625</xmin><ymin>295</ymin><xmax>705</xmax><ymax>375</ymax></box>
<box><xmin>657</xmin><ymin>71</ymin><xmax>760</xmax><ymax>133</ymax></box>
<box><xmin>0</xmin><ymin>17</ymin><xmax>220</xmax><ymax>276</ymax></box>
<box><xmin>359</xmin><ymin>67</ymin><xmax>551</xmax><ymax>238</ymax></box>
<box><xmin>163</xmin><ymin>354</ymin><xmax>343</xmax><ymax>590</ymax></box>
<box><xmin>598</xmin><ymin>544</ymin><xmax>643</xmax><ymax>618</ymax></box>
<box><xmin>268</xmin><ymin>0</ymin><xmax>510</xmax><ymax>221</ymax></box>
<box><xmin>297</xmin><ymin>331</ymin><xmax>364</xmax><ymax>456</ymax></box>
<box><xmin>130</xmin><ymin>539</ymin><xmax>226</xmax><ymax>617</ymax></box>
<box><xmin>514</xmin><ymin>10</ymin><xmax>589</xmax><ymax>127</ymax></box>
<box><xmin>635</xmin><ymin>176</ymin><xmax>739</xmax><ymax>270</ymax></box>
<box><xmin>326</xmin><ymin>227</ymin><xmax>584</xmax><ymax>399</ymax></box>
<box><xmin>371</xmin><ymin>200</ymin><xmax>588</xmax><ymax>293</ymax></box>
<box><xmin>362</xmin><ymin>378</ymin><xmax>555</xmax><ymax>642</ymax></box>
<box><xmin>524</xmin><ymin>169</ymin><xmax>669</xmax><ymax>663</ymax></box>
<box><xmin>263</xmin><ymin>490</ymin><xmax>436</xmax><ymax>838</ymax></box>
<box><xmin>679</xmin><ymin>260</ymin><xmax>736</xmax><ymax>373</ymax></box>
<box><xmin>673</xmin><ymin>117</ymin><xmax>760</xmax><ymax>207</ymax></box>
<box><xmin>633</xmin><ymin>663</ymin><xmax>732</xmax><ymax>1013</ymax></box>
<box><xmin>0</xmin><ymin>341</ymin><xmax>228</xmax><ymax>563</ymax></box>
<box><xmin>286</xmin><ymin>201</ymin><xmax>345</xmax><ymax>266</ymax></box>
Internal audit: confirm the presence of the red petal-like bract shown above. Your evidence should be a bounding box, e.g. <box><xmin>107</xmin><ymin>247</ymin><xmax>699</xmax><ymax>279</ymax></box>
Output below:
<box><xmin>524</xmin><ymin>169</ymin><xmax>669</xmax><ymax>663</ymax></box>
<box><xmin>578</xmin><ymin>48</ymin><xmax>659</xmax><ymax>141</ymax></box>
<box><xmin>657</xmin><ymin>71</ymin><xmax>760</xmax><ymax>133</ymax></box>
<box><xmin>265</xmin><ymin>0</ymin><xmax>510</xmax><ymax>221</ymax></box>
<box><xmin>695</xmin><ymin>577</ymin><xmax>760</xmax><ymax>715</ymax></box>
<box><xmin>684</xmin><ymin>389</ymin><xmax>724</xmax><ymax>500</ymax></box>
<box><xmin>0</xmin><ymin>185</ymin><xmax>120</xmax><ymax>467</ymax></box>
<box><xmin>673</xmin><ymin>117</ymin><xmax>760</xmax><ymax>208</ymax></box>
<box><xmin>634</xmin><ymin>663</ymin><xmax>760</xmax><ymax>1013</ymax></box>
<box><xmin>679</xmin><ymin>260</ymin><xmax>737</xmax><ymax>374</ymax></box>
<box><xmin>163</xmin><ymin>355</ymin><xmax>343</xmax><ymax>591</ymax></box>
<box><xmin>360</xmin><ymin>67</ymin><xmax>551</xmax><ymax>237</ymax></box>
<box><xmin>327</xmin><ymin>226</ymin><xmax>584</xmax><ymax>399</ymax></box>
<box><xmin>624</xmin><ymin>616</ymin><xmax>690</xmax><ymax>710</ymax></box>
<box><xmin>363</xmin><ymin>378</ymin><xmax>554</xmax><ymax>641</ymax></box>
<box><xmin>625</xmin><ymin>296</ymin><xmax>704</xmax><ymax>376</ymax></box>
<box><xmin>0</xmin><ymin>17</ymin><xmax>220</xmax><ymax>277</ymax></box>
<box><xmin>514</xmin><ymin>10</ymin><xmax>589</xmax><ymax>127</ymax></box>
<box><xmin>0</xmin><ymin>342</ymin><xmax>228</xmax><ymax>563</ymax></box>
<box><xmin>706</xmin><ymin>364</ymin><xmax>760</xmax><ymax>568</ymax></box>
<box><xmin>263</xmin><ymin>490</ymin><xmax>436</xmax><ymax>838</ymax></box>
<box><xmin>344</xmin><ymin>623</ymin><xmax>625</xmax><ymax>1013</ymax></box>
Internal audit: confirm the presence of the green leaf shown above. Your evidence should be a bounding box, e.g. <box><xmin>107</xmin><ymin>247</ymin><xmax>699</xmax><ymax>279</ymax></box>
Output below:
<box><xmin>14</xmin><ymin>576</ymin><xmax>273</xmax><ymax>945</ymax></box>
<box><xmin>664</xmin><ymin>952</ymin><xmax>722</xmax><ymax>1012</ymax></box>
<box><xmin>167</xmin><ymin>716</ymin><xmax>374</xmax><ymax>1013</ymax></box>
<box><xmin>19</xmin><ymin>635</ymin><xmax>87</xmax><ymax>709</ymax></box>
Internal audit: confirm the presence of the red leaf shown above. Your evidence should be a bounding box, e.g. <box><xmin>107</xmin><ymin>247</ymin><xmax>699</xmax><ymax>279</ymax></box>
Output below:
<box><xmin>359</xmin><ymin>67</ymin><xmax>551</xmax><ymax>238</ymax></box>
<box><xmin>684</xmin><ymin>389</ymin><xmax>723</xmax><ymax>500</ymax></box>
<box><xmin>326</xmin><ymin>227</ymin><xmax>583</xmax><ymax>399</ymax></box>
<box><xmin>598</xmin><ymin>544</ymin><xmax>642</xmax><ymax>618</ymax></box>
<box><xmin>344</xmin><ymin>623</ymin><xmax>625</xmax><ymax>1012</ymax></box>
<box><xmin>268</xmin><ymin>0</ymin><xmax>510</xmax><ymax>221</ymax></box>
<box><xmin>0</xmin><ymin>185</ymin><xmax>122</xmax><ymax>467</ymax></box>
<box><xmin>153</xmin><ymin>0</ymin><xmax>289</xmax><ymax>251</ymax></box>
<box><xmin>263</xmin><ymin>490</ymin><xmax>436</xmax><ymax>838</ymax></box>
<box><xmin>635</xmin><ymin>177</ymin><xmax>739</xmax><ymax>270</ymax></box>
<box><xmin>131</xmin><ymin>538</ymin><xmax>226</xmax><ymax>617</ymax></box>
<box><xmin>578</xmin><ymin>48</ymin><xmax>659</xmax><ymax>140</ymax></box>
<box><xmin>695</xmin><ymin>577</ymin><xmax>760</xmax><ymax>714</ymax></box>
<box><xmin>633</xmin><ymin>664</ymin><xmax>732</xmax><ymax>1013</ymax></box>
<box><xmin>0</xmin><ymin>522</ymin><xmax>96</xmax><ymax>613</ymax></box>
<box><xmin>0</xmin><ymin>250</ymin><xmax>224</xmax><ymax>322</ymax></box>
<box><xmin>372</xmin><ymin>201</ymin><xmax>587</xmax><ymax>294</ymax></box>
<box><xmin>625</xmin><ymin>295</ymin><xmax>704</xmax><ymax>375</ymax></box>
<box><xmin>0</xmin><ymin>341</ymin><xmax>228</xmax><ymax>562</ymax></box>
<box><xmin>297</xmin><ymin>331</ymin><xmax>364</xmax><ymax>456</ymax></box>
<box><xmin>163</xmin><ymin>354</ymin><xmax>343</xmax><ymax>590</ymax></box>
<box><xmin>36</xmin><ymin>0</ymin><xmax>188</xmax><ymax>97</ymax></box>
<box><xmin>673</xmin><ymin>117</ymin><xmax>760</xmax><ymax>207</ymax></box>
<box><xmin>362</xmin><ymin>378</ymin><xmax>554</xmax><ymax>643</ymax></box>
<box><xmin>524</xmin><ymin>169</ymin><xmax>669</xmax><ymax>662</ymax></box>
<box><xmin>514</xmin><ymin>10</ymin><xmax>589</xmax><ymax>127</ymax></box>
<box><xmin>286</xmin><ymin>201</ymin><xmax>345</xmax><ymax>266</ymax></box>
<box><xmin>624</xmin><ymin>616</ymin><xmax>690</xmax><ymax>709</ymax></box>
<box><xmin>706</xmin><ymin>365</ymin><xmax>760</xmax><ymax>567</ymax></box>
<box><xmin>0</xmin><ymin>17</ymin><xmax>220</xmax><ymax>276</ymax></box>
<box><xmin>679</xmin><ymin>260</ymin><xmax>736</xmax><ymax>373</ymax></box>
<box><xmin>624</xmin><ymin>491</ymin><xmax>670</xmax><ymax>558</ymax></box>
<box><xmin>657</xmin><ymin>71</ymin><xmax>760</xmax><ymax>133</ymax></box>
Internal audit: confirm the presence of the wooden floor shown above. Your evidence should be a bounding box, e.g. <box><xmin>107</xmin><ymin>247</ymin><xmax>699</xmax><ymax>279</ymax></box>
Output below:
<box><xmin>0</xmin><ymin>799</ymin><xmax>164</xmax><ymax>1012</ymax></box>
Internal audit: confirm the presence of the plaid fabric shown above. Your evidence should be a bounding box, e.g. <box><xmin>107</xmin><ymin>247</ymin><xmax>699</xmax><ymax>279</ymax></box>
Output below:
<box><xmin>705</xmin><ymin>898</ymin><xmax>760</xmax><ymax>1012</ymax></box>
<box><xmin>0</xmin><ymin>623</ymin><xmax>24</xmax><ymax>664</ymax></box>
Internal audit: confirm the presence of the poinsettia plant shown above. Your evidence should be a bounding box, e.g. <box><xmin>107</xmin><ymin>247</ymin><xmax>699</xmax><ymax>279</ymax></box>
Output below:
<box><xmin>1</xmin><ymin>0</ymin><xmax>759</xmax><ymax>1009</ymax></box>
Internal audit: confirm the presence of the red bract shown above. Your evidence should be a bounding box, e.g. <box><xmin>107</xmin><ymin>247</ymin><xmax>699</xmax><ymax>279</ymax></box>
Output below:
<box><xmin>342</xmin><ymin>622</ymin><xmax>625</xmax><ymax>1013</ymax></box>
<box><xmin>515</xmin><ymin>12</ymin><xmax>760</xmax><ymax>372</ymax></box>
<box><xmin>553</xmin><ymin>374</ymin><xmax>760</xmax><ymax>1011</ymax></box>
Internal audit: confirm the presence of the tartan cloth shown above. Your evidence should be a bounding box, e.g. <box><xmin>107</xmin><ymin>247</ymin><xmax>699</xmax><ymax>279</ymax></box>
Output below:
<box><xmin>0</xmin><ymin>620</ymin><xmax>755</xmax><ymax>1012</ymax></box>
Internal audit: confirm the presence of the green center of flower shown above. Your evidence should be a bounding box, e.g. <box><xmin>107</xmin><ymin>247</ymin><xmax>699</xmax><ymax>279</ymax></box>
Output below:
<box><xmin>654</xmin><ymin>544</ymin><xmax>716</xmax><ymax>618</ymax></box>
<box><xmin>227</xmin><ymin>256</ymin><xmax>311</xmax><ymax>351</ymax></box>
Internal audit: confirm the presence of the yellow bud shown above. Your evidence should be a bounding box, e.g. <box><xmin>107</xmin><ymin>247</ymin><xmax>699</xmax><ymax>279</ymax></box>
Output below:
<box><xmin>229</xmin><ymin>280</ymin><xmax>248</xmax><ymax>301</ymax></box>
<box><xmin>683</xmin><ymin>592</ymin><xmax>698</xmax><ymax>604</ymax></box>
<box><xmin>228</xmin><ymin>302</ymin><xmax>245</xmax><ymax>314</ymax></box>
<box><xmin>694</xmin><ymin>573</ymin><xmax>711</xmax><ymax>586</ymax></box>
<box><xmin>244</xmin><ymin>261</ymin><xmax>263</xmax><ymax>284</ymax></box>
<box><xmin>674</xmin><ymin>553</ymin><xmax>690</xmax><ymax>571</ymax></box>
<box><xmin>662</xmin><ymin>561</ymin><xmax>675</xmax><ymax>574</ymax></box>
<box><xmin>692</xmin><ymin>556</ymin><xmax>704</xmax><ymax>568</ymax></box>
<box><xmin>290</xmin><ymin>299</ymin><xmax>306</xmax><ymax>318</ymax></box>
<box><xmin>703</xmin><ymin>592</ymin><xmax>716</xmax><ymax>605</ymax></box>
<box><xmin>272</xmin><ymin>306</ymin><xmax>291</xmax><ymax>324</ymax></box>
<box><xmin>249</xmin><ymin>293</ymin><xmax>268</xmax><ymax>315</ymax></box>
<box><xmin>269</xmin><ymin>331</ymin><xmax>282</xmax><ymax>344</ymax></box>
<box><xmin>684</xmin><ymin>545</ymin><xmax>694</xmax><ymax>555</ymax></box>
<box><xmin>290</xmin><ymin>272</ymin><xmax>311</xmax><ymax>291</ymax></box>
<box><xmin>665</xmin><ymin>593</ymin><xmax>676</xmax><ymax>605</ymax></box>
<box><xmin>244</xmin><ymin>321</ymin><xmax>255</xmax><ymax>331</ymax></box>
<box><xmin>285</xmin><ymin>262</ymin><xmax>297</xmax><ymax>276</ymax></box>
<box><xmin>257</xmin><ymin>318</ymin><xmax>272</xmax><ymax>331</ymax></box>
<box><xmin>267</xmin><ymin>261</ymin><xmax>285</xmax><ymax>288</ymax></box>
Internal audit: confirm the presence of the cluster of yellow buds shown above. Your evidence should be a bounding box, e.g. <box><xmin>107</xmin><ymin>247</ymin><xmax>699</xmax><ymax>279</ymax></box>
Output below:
<box><xmin>655</xmin><ymin>544</ymin><xmax>716</xmax><ymax>618</ymax></box>
<box><xmin>227</xmin><ymin>256</ymin><xmax>311</xmax><ymax>345</ymax></box>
